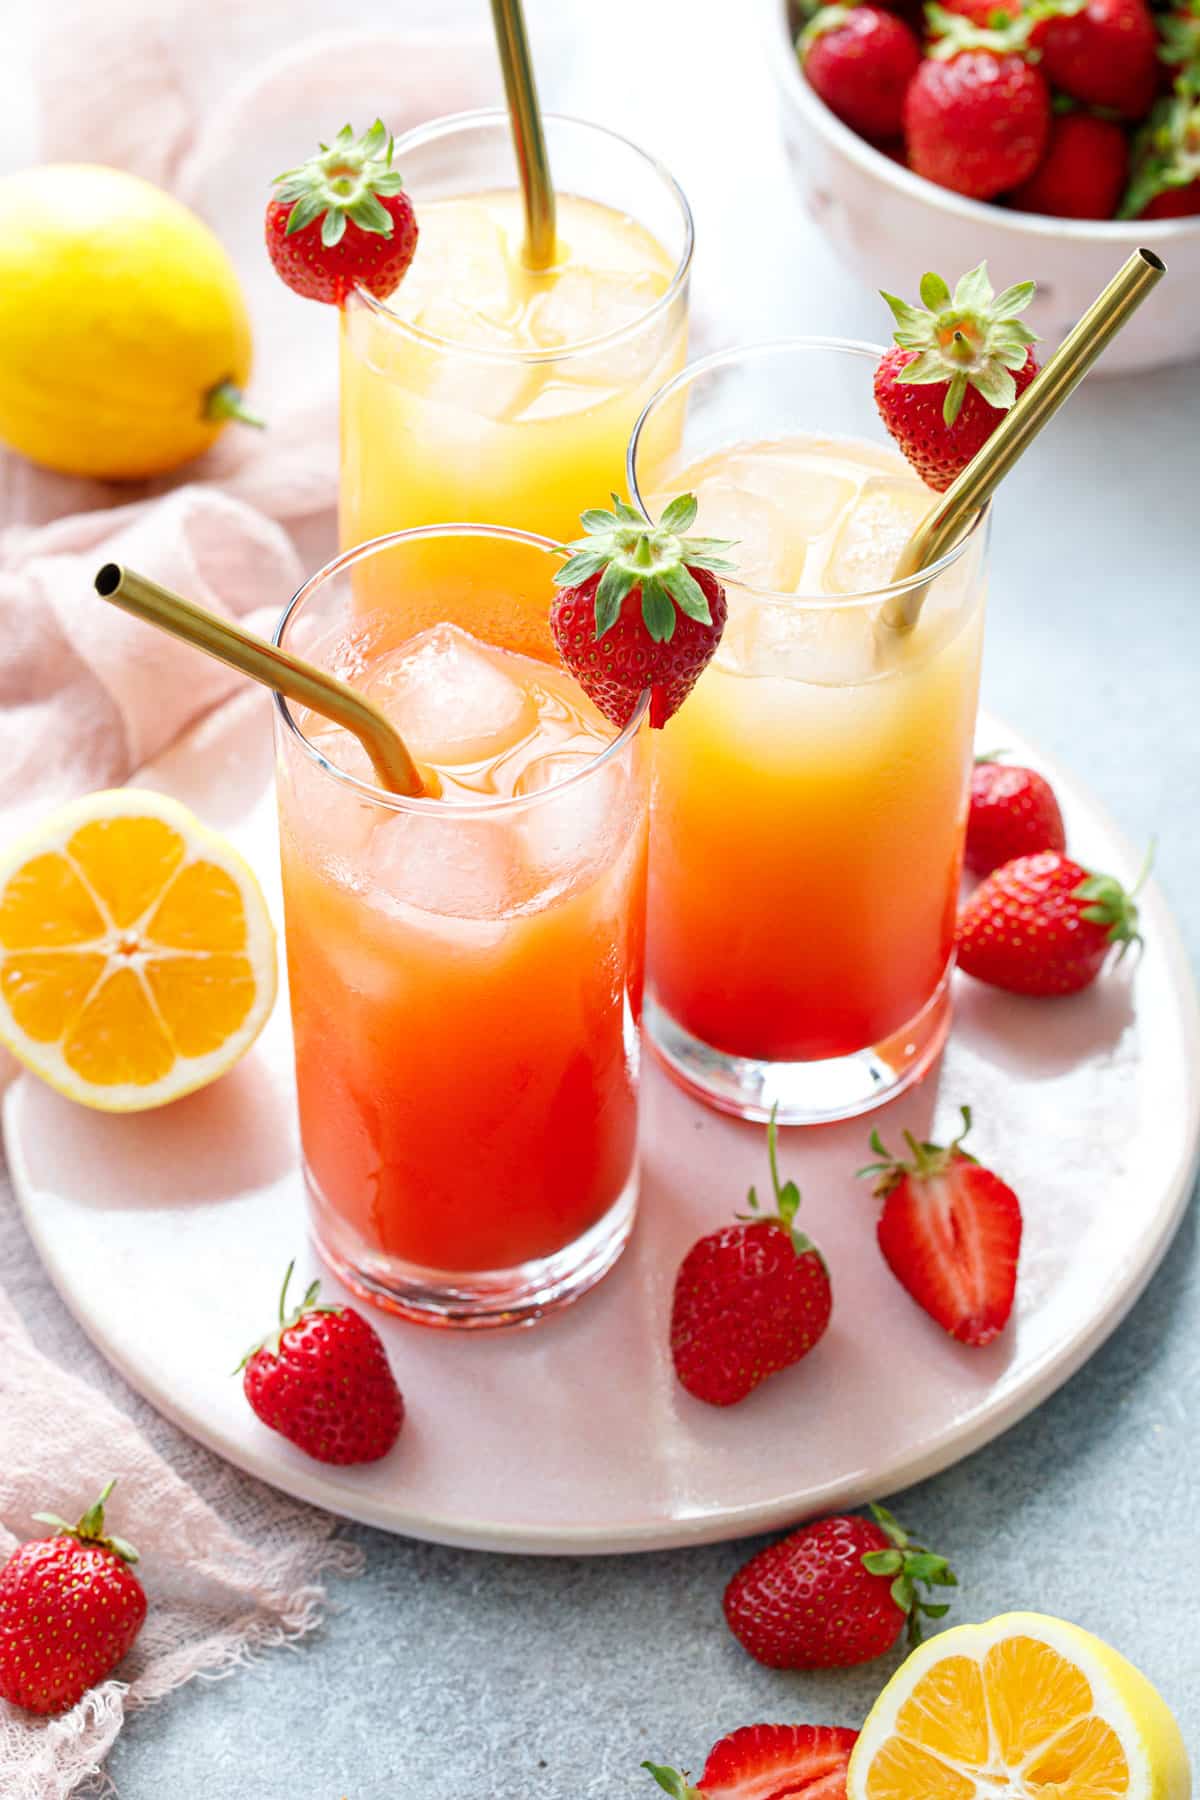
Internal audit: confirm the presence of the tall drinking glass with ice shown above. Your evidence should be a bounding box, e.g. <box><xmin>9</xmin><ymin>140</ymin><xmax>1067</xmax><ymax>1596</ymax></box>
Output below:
<box><xmin>628</xmin><ymin>339</ymin><xmax>991</xmax><ymax>1126</ymax></box>
<box><xmin>338</xmin><ymin>111</ymin><xmax>692</xmax><ymax>593</ymax></box>
<box><xmin>273</xmin><ymin>526</ymin><xmax>650</xmax><ymax>1328</ymax></box>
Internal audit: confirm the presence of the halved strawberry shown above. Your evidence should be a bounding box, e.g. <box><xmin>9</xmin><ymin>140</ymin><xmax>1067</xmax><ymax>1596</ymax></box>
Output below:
<box><xmin>859</xmin><ymin>1108</ymin><xmax>1022</xmax><ymax>1347</ymax></box>
<box><xmin>644</xmin><ymin>1723</ymin><xmax>858</xmax><ymax>1800</ymax></box>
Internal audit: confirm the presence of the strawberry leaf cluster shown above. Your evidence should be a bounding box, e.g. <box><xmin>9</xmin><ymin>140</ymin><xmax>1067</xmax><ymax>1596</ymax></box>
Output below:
<box><xmin>882</xmin><ymin>264</ymin><xmax>1037</xmax><ymax>425</ymax></box>
<box><xmin>554</xmin><ymin>494</ymin><xmax>736</xmax><ymax>644</ymax></box>
<box><xmin>861</xmin><ymin>1504</ymin><xmax>959</xmax><ymax>1646</ymax></box>
<box><xmin>273</xmin><ymin>119</ymin><xmax>407</xmax><ymax>249</ymax></box>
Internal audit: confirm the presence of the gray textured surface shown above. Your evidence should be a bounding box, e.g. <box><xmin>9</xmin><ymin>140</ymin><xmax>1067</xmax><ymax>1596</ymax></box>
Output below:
<box><xmin>12</xmin><ymin>0</ymin><xmax>1200</xmax><ymax>1792</ymax></box>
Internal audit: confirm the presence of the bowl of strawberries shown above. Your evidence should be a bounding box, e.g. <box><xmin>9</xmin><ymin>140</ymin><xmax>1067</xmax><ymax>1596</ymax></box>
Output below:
<box><xmin>768</xmin><ymin>0</ymin><xmax>1200</xmax><ymax>370</ymax></box>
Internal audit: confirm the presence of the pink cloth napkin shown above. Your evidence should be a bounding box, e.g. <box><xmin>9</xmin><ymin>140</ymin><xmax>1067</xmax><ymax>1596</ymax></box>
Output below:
<box><xmin>0</xmin><ymin>1</ymin><xmax>497</xmax><ymax>1792</ymax></box>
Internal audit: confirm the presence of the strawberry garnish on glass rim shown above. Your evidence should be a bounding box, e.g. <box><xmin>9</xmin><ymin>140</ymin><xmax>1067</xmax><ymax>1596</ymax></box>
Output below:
<box><xmin>550</xmin><ymin>494</ymin><xmax>736</xmax><ymax>730</ymax></box>
<box><xmin>265</xmin><ymin>120</ymin><xmax>418</xmax><ymax>306</ymax></box>
<box><xmin>873</xmin><ymin>263</ymin><xmax>1041</xmax><ymax>491</ymax></box>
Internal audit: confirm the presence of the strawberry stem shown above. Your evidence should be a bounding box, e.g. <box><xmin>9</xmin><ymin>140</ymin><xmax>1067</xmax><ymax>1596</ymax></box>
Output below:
<box><xmin>858</xmin><ymin>1106</ymin><xmax>978</xmax><ymax>1193</ymax></box>
<box><xmin>33</xmin><ymin>1479</ymin><xmax>140</xmax><ymax>1564</ymax></box>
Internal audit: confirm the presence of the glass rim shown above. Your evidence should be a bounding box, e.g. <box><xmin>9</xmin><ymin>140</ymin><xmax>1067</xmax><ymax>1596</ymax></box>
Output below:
<box><xmin>351</xmin><ymin>108</ymin><xmax>695</xmax><ymax>366</ymax></box>
<box><xmin>627</xmin><ymin>335</ymin><xmax>990</xmax><ymax>610</ymax></box>
<box><xmin>273</xmin><ymin>523</ymin><xmax>650</xmax><ymax>817</ymax></box>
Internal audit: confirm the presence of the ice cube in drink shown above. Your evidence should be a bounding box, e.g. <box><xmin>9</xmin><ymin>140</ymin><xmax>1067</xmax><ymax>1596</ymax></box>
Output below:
<box><xmin>340</xmin><ymin>185</ymin><xmax>688</xmax><ymax>558</ymax></box>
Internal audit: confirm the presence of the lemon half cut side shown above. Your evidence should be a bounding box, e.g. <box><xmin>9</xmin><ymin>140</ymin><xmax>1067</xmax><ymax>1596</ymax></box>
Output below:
<box><xmin>847</xmin><ymin>1611</ymin><xmax>1191</xmax><ymax>1800</ymax></box>
<box><xmin>0</xmin><ymin>789</ymin><xmax>277</xmax><ymax>1112</ymax></box>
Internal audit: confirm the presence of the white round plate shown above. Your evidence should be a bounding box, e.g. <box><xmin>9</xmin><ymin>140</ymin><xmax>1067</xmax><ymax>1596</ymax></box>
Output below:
<box><xmin>6</xmin><ymin>691</ymin><xmax>1198</xmax><ymax>1554</ymax></box>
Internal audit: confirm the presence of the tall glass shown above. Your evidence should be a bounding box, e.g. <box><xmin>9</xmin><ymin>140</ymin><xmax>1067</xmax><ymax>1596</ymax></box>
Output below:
<box><xmin>628</xmin><ymin>340</ymin><xmax>989</xmax><ymax>1126</ymax></box>
<box><xmin>273</xmin><ymin>527</ymin><xmax>650</xmax><ymax>1328</ymax></box>
<box><xmin>340</xmin><ymin>110</ymin><xmax>693</xmax><ymax>579</ymax></box>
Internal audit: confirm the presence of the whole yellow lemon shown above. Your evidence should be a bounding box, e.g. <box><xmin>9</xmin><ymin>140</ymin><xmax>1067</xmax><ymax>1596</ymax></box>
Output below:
<box><xmin>0</xmin><ymin>163</ymin><xmax>260</xmax><ymax>479</ymax></box>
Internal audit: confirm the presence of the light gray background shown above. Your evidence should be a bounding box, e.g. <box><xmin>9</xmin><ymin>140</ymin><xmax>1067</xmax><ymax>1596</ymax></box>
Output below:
<box><xmin>4</xmin><ymin>0</ymin><xmax>1200</xmax><ymax>1793</ymax></box>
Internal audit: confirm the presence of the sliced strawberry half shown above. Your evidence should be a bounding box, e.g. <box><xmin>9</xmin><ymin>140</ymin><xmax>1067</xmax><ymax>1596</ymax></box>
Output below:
<box><xmin>859</xmin><ymin>1107</ymin><xmax>1022</xmax><ymax>1347</ymax></box>
<box><xmin>645</xmin><ymin>1723</ymin><xmax>858</xmax><ymax>1800</ymax></box>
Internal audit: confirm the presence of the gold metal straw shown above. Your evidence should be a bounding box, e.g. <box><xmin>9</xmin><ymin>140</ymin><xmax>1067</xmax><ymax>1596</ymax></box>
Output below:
<box><xmin>94</xmin><ymin>564</ymin><xmax>426</xmax><ymax>798</ymax></box>
<box><xmin>490</xmin><ymin>0</ymin><xmax>557</xmax><ymax>269</ymax></box>
<box><xmin>882</xmin><ymin>248</ymin><xmax>1167</xmax><ymax>633</ymax></box>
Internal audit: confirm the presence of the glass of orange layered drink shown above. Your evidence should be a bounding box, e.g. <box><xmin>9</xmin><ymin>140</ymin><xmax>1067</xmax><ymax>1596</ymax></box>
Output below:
<box><xmin>628</xmin><ymin>340</ymin><xmax>989</xmax><ymax>1125</ymax></box>
<box><xmin>273</xmin><ymin>526</ymin><xmax>649</xmax><ymax>1327</ymax></box>
<box><xmin>340</xmin><ymin>111</ymin><xmax>692</xmax><ymax>564</ymax></box>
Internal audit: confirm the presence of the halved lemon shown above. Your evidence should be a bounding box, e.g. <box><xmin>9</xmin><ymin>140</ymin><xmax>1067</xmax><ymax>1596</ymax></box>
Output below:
<box><xmin>0</xmin><ymin>788</ymin><xmax>276</xmax><ymax>1111</ymax></box>
<box><xmin>848</xmin><ymin>1612</ymin><xmax>1190</xmax><ymax>1800</ymax></box>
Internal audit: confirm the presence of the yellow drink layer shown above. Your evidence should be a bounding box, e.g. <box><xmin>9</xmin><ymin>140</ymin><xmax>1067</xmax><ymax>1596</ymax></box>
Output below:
<box><xmin>340</xmin><ymin>190</ymin><xmax>685</xmax><ymax>553</ymax></box>
<box><xmin>643</xmin><ymin>434</ymin><xmax>986</xmax><ymax>1065</ymax></box>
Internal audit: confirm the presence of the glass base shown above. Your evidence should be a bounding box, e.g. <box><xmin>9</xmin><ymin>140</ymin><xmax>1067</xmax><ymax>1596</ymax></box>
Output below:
<box><xmin>645</xmin><ymin>970</ymin><xmax>953</xmax><ymax>1125</ymax></box>
<box><xmin>307</xmin><ymin>1168</ymin><xmax>638</xmax><ymax>1331</ymax></box>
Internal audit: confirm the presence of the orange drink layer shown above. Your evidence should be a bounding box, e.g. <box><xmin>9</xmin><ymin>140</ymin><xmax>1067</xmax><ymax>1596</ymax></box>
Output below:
<box><xmin>630</xmin><ymin>343</ymin><xmax>988</xmax><ymax>1125</ymax></box>
<box><xmin>338</xmin><ymin>113</ymin><xmax>691</xmax><ymax>571</ymax></box>
<box><xmin>274</xmin><ymin>529</ymin><xmax>649</xmax><ymax>1328</ymax></box>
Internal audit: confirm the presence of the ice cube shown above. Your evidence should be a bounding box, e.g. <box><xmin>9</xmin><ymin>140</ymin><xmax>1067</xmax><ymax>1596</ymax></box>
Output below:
<box><xmin>822</xmin><ymin>476</ymin><xmax>933</xmax><ymax>596</ymax></box>
<box><xmin>684</xmin><ymin>478</ymin><xmax>796</xmax><ymax>591</ymax></box>
<box><xmin>513</xmin><ymin>750</ymin><xmax>597</xmax><ymax>797</ymax></box>
<box><xmin>367</xmin><ymin>810</ymin><xmax>516</xmax><ymax>924</ymax></box>
<box><xmin>364</xmin><ymin>625</ymin><xmax>535</xmax><ymax>769</ymax></box>
<box><xmin>746</xmin><ymin>601</ymin><xmax>878</xmax><ymax>686</ymax></box>
<box><xmin>723</xmin><ymin>451</ymin><xmax>856</xmax><ymax>546</ymax></box>
<box><xmin>522</xmin><ymin>268</ymin><xmax>673</xmax><ymax>394</ymax></box>
<box><xmin>526</xmin><ymin>268</ymin><xmax>665</xmax><ymax>352</ymax></box>
<box><xmin>397</xmin><ymin>203</ymin><xmax>516</xmax><ymax>328</ymax></box>
<box><xmin>518</xmin><ymin>758</ymin><xmax>627</xmax><ymax>899</ymax></box>
<box><xmin>407</xmin><ymin>301</ymin><xmax>536</xmax><ymax>422</ymax></box>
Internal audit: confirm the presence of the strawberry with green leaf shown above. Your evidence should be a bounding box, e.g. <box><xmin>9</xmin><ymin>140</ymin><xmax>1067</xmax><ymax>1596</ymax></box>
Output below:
<box><xmin>0</xmin><ymin>1480</ymin><xmax>147</xmax><ymax>1714</ymax></box>
<box><xmin>722</xmin><ymin>1504</ymin><xmax>958</xmax><ymax>1669</ymax></box>
<box><xmin>873</xmin><ymin>262</ymin><xmax>1040</xmax><ymax>491</ymax></box>
<box><xmin>266</xmin><ymin>120</ymin><xmax>418</xmax><ymax>305</ymax></box>
<box><xmin>551</xmin><ymin>495</ymin><xmax>735</xmax><ymax>729</ymax></box>
<box><xmin>669</xmin><ymin>1106</ymin><xmax>832</xmax><ymax>1407</ymax></box>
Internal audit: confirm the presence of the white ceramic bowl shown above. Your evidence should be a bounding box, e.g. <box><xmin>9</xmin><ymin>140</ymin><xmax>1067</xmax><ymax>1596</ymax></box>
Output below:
<box><xmin>766</xmin><ymin>0</ymin><xmax>1200</xmax><ymax>373</ymax></box>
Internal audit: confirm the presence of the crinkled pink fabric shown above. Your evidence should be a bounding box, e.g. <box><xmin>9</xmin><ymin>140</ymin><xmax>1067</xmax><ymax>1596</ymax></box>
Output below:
<box><xmin>0</xmin><ymin>2</ymin><xmax>495</xmax><ymax>1792</ymax></box>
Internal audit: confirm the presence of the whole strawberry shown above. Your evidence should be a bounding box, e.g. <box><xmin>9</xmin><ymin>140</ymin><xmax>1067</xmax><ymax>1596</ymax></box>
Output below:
<box><xmin>240</xmin><ymin>1262</ymin><xmax>404</xmax><ymax>1464</ymax></box>
<box><xmin>1032</xmin><ymin>0</ymin><xmax>1158</xmax><ymax>119</ymax></box>
<box><xmin>266</xmin><ymin>119</ymin><xmax>418</xmax><ymax>305</ymax></box>
<box><xmin>956</xmin><ymin>849</ymin><xmax>1144</xmax><ymax>996</ymax></box>
<box><xmin>874</xmin><ymin>263</ymin><xmax>1040</xmax><ymax>491</ymax></box>
<box><xmin>860</xmin><ymin>1107</ymin><xmax>1022</xmax><ymax>1344</ymax></box>
<box><xmin>1009</xmin><ymin>112</ymin><xmax>1130</xmax><ymax>218</ymax></box>
<box><xmin>551</xmin><ymin>495</ymin><xmax>733</xmax><ymax>729</ymax></box>
<box><xmin>644</xmin><ymin>1723</ymin><xmax>859</xmax><ymax>1799</ymax></box>
<box><xmin>723</xmin><ymin>1504</ymin><xmax>957</xmax><ymax>1670</ymax></box>
<box><xmin>905</xmin><ymin>13</ymin><xmax>1051</xmax><ymax>198</ymax></box>
<box><xmin>966</xmin><ymin>752</ymin><xmax>1066</xmax><ymax>875</ymax></box>
<box><xmin>670</xmin><ymin>1109</ymin><xmax>831</xmax><ymax>1407</ymax></box>
<box><xmin>0</xmin><ymin>1480</ymin><xmax>146</xmax><ymax>1714</ymax></box>
<box><xmin>800</xmin><ymin>4</ymin><xmax>923</xmax><ymax>139</ymax></box>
